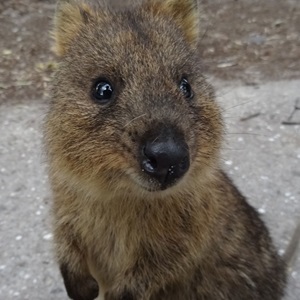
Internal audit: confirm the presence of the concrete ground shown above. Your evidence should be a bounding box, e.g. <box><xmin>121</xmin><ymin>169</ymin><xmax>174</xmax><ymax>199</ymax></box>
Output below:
<box><xmin>0</xmin><ymin>78</ymin><xmax>299</xmax><ymax>299</ymax></box>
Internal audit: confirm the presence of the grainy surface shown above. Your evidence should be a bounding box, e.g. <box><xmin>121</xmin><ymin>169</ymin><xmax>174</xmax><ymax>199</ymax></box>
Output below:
<box><xmin>0</xmin><ymin>0</ymin><xmax>299</xmax><ymax>299</ymax></box>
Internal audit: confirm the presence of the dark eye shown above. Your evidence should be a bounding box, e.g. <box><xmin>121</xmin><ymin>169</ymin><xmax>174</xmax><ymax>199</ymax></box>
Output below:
<box><xmin>179</xmin><ymin>78</ymin><xmax>193</xmax><ymax>99</ymax></box>
<box><xmin>92</xmin><ymin>80</ymin><xmax>113</xmax><ymax>104</ymax></box>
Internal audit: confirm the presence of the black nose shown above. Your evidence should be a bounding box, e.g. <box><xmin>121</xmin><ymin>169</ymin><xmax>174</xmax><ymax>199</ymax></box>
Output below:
<box><xmin>141</xmin><ymin>134</ymin><xmax>190</xmax><ymax>187</ymax></box>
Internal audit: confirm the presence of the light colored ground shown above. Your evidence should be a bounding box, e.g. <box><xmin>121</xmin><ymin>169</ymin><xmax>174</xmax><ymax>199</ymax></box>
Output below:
<box><xmin>0</xmin><ymin>79</ymin><xmax>299</xmax><ymax>299</ymax></box>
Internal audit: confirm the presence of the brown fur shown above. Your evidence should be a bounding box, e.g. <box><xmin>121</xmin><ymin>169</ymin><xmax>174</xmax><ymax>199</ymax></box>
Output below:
<box><xmin>44</xmin><ymin>0</ymin><xmax>286</xmax><ymax>299</ymax></box>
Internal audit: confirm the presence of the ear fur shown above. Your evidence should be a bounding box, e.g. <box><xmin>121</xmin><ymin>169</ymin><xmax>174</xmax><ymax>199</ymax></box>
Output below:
<box><xmin>148</xmin><ymin>0</ymin><xmax>200</xmax><ymax>45</ymax></box>
<box><xmin>52</xmin><ymin>1</ymin><xmax>94</xmax><ymax>56</ymax></box>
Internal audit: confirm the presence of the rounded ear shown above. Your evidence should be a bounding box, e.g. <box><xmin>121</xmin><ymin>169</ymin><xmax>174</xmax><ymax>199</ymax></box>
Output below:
<box><xmin>52</xmin><ymin>1</ymin><xmax>94</xmax><ymax>56</ymax></box>
<box><xmin>147</xmin><ymin>0</ymin><xmax>200</xmax><ymax>46</ymax></box>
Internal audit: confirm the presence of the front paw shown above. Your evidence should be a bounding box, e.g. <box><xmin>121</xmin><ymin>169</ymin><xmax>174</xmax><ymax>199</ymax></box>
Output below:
<box><xmin>60</xmin><ymin>264</ymin><xmax>99</xmax><ymax>300</ymax></box>
<box><xmin>105</xmin><ymin>289</ymin><xmax>135</xmax><ymax>300</ymax></box>
<box><xmin>68</xmin><ymin>277</ymin><xmax>99</xmax><ymax>300</ymax></box>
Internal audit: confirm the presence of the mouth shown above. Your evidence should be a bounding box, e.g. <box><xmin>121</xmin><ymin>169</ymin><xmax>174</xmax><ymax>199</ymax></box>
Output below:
<box><xmin>129</xmin><ymin>171</ymin><xmax>184</xmax><ymax>193</ymax></box>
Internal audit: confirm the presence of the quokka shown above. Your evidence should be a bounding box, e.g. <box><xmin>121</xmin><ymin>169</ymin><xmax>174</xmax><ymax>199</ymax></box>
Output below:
<box><xmin>44</xmin><ymin>0</ymin><xmax>288</xmax><ymax>299</ymax></box>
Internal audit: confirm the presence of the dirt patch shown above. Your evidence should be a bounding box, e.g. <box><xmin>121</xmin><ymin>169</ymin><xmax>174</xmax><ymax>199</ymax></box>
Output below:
<box><xmin>200</xmin><ymin>0</ymin><xmax>300</xmax><ymax>83</ymax></box>
<box><xmin>0</xmin><ymin>0</ymin><xmax>299</xmax><ymax>104</ymax></box>
<box><xmin>0</xmin><ymin>0</ymin><xmax>55</xmax><ymax>104</ymax></box>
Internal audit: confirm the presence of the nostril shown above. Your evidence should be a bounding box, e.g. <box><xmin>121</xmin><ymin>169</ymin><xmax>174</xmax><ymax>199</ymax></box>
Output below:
<box><xmin>142</xmin><ymin>146</ymin><xmax>157</xmax><ymax>173</ymax></box>
<box><xmin>142</xmin><ymin>159</ymin><xmax>156</xmax><ymax>173</ymax></box>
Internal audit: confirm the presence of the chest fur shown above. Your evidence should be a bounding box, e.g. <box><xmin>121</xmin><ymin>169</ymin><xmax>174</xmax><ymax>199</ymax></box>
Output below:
<box><xmin>70</xmin><ymin>194</ymin><xmax>209</xmax><ymax>286</ymax></box>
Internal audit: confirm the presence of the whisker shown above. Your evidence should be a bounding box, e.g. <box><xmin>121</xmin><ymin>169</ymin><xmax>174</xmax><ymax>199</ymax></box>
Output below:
<box><xmin>222</xmin><ymin>115</ymin><xmax>244</xmax><ymax>120</ymax></box>
<box><xmin>220</xmin><ymin>100</ymin><xmax>255</xmax><ymax>113</ymax></box>
<box><xmin>124</xmin><ymin>113</ymin><xmax>147</xmax><ymax>128</ymax></box>
<box><xmin>198</xmin><ymin>24</ymin><xmax>209</xmax><ymax>44</ymax></box>
<box><xmin>151</xmin><ymin>136</ymin><xmax>160</xmax><ymax>144</ymax></box>
<box><xmin>227</xmin><ymin>132</ymin><xmax>268</xmax><ymax>137</ymax></box>
<box><xmin>214</xmin><ymin>87</ymin><xmax>237</xmax><ymax>98</ymax></box>
<box><xmin>221</xmin><ymin>147</ymin><xmax>245</xmax><ymax>151</ymax></box>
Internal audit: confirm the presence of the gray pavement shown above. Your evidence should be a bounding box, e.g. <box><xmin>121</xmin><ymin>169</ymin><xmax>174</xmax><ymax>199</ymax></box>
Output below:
<box><xmin>0</xmin><ymin>79</ymin><xmax>299</xmax><ymax>299</ymax></box>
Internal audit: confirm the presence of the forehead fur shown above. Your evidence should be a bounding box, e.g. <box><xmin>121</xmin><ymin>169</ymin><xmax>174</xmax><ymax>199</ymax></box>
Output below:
<box><xmin>53</xmin><ymin>0</ymin><xmax>200</xmax><ymax>56</ymax></box>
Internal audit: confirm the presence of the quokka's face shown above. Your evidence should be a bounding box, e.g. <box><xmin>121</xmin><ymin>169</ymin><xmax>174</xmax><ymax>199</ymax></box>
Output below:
<box><xmin>46</xmin><ymin>1</ymin><xmax>223</xmax><ymax>194</ymax></box>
